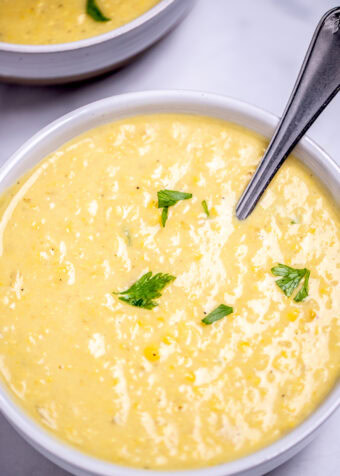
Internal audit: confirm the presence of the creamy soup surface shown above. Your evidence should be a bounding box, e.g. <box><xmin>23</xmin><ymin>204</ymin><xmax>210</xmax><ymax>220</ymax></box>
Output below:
<box><xmin>0</xmin><ymin>0</ymin><xmax>159</xmax><ymax>45</ymax></box>
<box><xmin>0</xmin><ymin>115</ymin><xmax>339</xmax><ymax>470</ymax></box>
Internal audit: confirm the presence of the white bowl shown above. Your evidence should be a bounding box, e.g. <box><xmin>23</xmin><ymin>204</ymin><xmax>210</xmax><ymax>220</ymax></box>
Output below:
<box><xmin>0</xmin><ymin>91</ymin><xmax>339</xmax><ymax>476</ymax></box>
<box><xmin>0</xmin><ymin>0</ymin><xmax>193</xmax><ymax>85</ymax></box>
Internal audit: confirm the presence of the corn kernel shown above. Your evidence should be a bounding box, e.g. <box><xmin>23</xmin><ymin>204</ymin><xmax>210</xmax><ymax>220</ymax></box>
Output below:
<box><xmin>287</xmin><ymin>309</ymin><xmax>300</xmax><ymax>322</ymax></box>
<box><xmin>210</xmin><ymin>207</ymin><xmax>218</xmax><ymax>217</ymax></box>
<box><xmin>162</xmin><ymin>335</ymin><xmax>174</xmax><ymax>345</ymax></box>
<box><xmin>308</xmin><ymin>310</ymin><xmax>317</xmax><ymax>320</ymax></box>
<box><xmin>185</xmin><ymin>371</ymin><xmax>195</xmax><ymax>383</ymax></box>
<box><xmin>144</xmin><ymin>346</ymin><xmax>160</xmax><ymax>362</ymax></box>
<box><xmin>238</xmin><ymin>341</ymin><xmax>250</xmax><ymax>352</ymax></box>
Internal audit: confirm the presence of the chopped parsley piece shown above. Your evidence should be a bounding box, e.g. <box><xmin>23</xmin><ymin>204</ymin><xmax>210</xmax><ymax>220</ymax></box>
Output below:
<box><xmin>201</xmin><ymin>200</ymin><xmax>210</xmax><ymax>217</ymax></box>
<box><xmin>86</xmin><ymin>0</ymin><xmax>110</xmax><ymax>22</ymax></box>
<box><xmin>157</xmin><ymin>190</ymin><xmax>192</xmax><ymax>208</ymax></box>
<box><xmin>114</xmin><ymin>272</ymin><xmax>175</xmax><ymax>309</ymax></box>
<box><xmin>294</xmin><ymin>269</ymin><xmax>310</xmax><ymax>302</ymax></box>
<box><xmin>157</xmin><ymin>189</ymin><xmax>192</xmax><ymax>227</ymax></box>
<box><xmin>161</xmin><ymin>207</ymin><xmax>169</xmax><ymax>227</ymax></box>
<box><xmin>271</xmin><ymin>264</ymin><xmax>310</xmax><ymax>301</ymax></box>
<box><xmin>202</xmin><ymin>304</ymin><xmax>233</xmax><ymax>325</ymax></box>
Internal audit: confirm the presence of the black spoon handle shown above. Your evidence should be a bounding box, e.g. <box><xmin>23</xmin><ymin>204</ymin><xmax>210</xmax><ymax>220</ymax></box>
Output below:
<box><xmin>236</xmin><ymin>7</ymin><xmax>340</xmax><ymax>220</ymax></box>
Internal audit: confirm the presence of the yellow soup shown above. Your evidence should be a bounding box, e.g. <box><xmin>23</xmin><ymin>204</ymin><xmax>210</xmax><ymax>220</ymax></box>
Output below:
<box><xmin>0</xmin><ymin>0</ymin><xmax>159</xmax><ymax>45</ymax></box>
<box><xmin>0</xmin><ymin>115</ymin><xmax>339</xmax><ymax>470</ymax></box>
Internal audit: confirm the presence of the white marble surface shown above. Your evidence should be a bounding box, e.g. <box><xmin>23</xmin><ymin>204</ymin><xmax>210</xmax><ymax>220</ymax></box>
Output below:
<box><xmin>0</xmin><ymin>0</ymin><xmax>339</xmax><ymax>475</ymax></box>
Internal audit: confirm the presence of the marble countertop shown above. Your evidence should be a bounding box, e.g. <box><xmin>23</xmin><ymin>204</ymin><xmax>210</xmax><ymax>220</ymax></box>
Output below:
<box><xmin>0</xmin><ymin>0</ymin><xmax>339</xmax><ymax>475</ymax></box>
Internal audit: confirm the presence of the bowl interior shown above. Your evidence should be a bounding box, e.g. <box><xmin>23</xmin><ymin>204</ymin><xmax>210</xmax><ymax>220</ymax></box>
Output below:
<box><xmin>0</xmin><ymin>91</ymin><xmax>339</xmax><ymax>476</ymax></box>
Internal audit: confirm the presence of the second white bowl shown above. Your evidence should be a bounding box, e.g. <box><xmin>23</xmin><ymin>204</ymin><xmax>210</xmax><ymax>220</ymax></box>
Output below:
<box><xmin>0</xmin><ymin>0</ymin><xmax>193</xmax><ymax>85</ymax></box>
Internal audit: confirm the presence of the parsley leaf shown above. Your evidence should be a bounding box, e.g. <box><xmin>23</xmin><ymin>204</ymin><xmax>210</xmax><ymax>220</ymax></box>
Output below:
<box><xmin>294</xmin><ymin>269</ymin><xmax>310</xmax><ymax>302</ymax></box>
<box><xmin>202</xmin><ymin>304</ymin><xmax>233</xmax><ymax>325</ymax></box>
<box><xmin>86</xmin><ymin>0</ymin><xmax>110</xmax><ymax>22</ymax></box>
<box><xmin>114</xmin><ymin>272</ymin><xmax>175</xmax><ymax>309</ymax></box>
<box><xmin>157</xmin><ymin>189</ymin><xmax>192</xmax><ymax>227</ymax></box>
<box><xmin>271</xmin><ymin>264</ymin><xmax>310</xmax><ymax>301</ymax></box>
<box><xmin>157</xmin><ymin>190</ymin><xmax>192</xmax><ymax>208</ymax></box>
<box><xmin>201</xmin><ymin>200</ymin><xmax>210</xmax><ymax>217</ymax></box>
<box><xmin>161</xmin><ymin>207</ymin><xmax>169</xmax><ymax>227</ymax></box>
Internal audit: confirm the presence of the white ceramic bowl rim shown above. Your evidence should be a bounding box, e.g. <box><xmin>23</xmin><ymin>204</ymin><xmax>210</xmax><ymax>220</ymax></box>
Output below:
<box><xmin>0</xmin><ymin>0</ymin><xmax>176</xmax><ymax>53</ymax></box>
<box><xmin>0</xmin><ymin>90</ymin><xmax>339</xmax><ymax>476</ymax></box>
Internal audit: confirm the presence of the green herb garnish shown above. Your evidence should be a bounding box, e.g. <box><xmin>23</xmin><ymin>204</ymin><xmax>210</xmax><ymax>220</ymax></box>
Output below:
<box><xmin>202</xmin><ymin>304</ymin><xmax>233</xmax><ymax>325</ymax></box>
<box><xmin>294</xmin><ymin>269</ymin><xmax>310</xmax><ymax>302</ymax></box>
<box><xmin>271</xmin><ymin>264</ymin><xmax>310</xmax><ymax>301</ymax></box>
<box><xmin>201</xmin><ymin>200</ymin><xmax>210</xmax><ymax>217</ymax></box>
<box><xmin>157</xmin><ymin>190</ymin><xmax>192</xmax><ymax>208</ymax></box>
<box><xmin>161</xmin><ymin>207</ymin><xmax>169</xmax><ymax>227</ymax></box>
<box><xmin>114</xmin><ymin>272</ymin><xmax>175</xmax><ymax>309</ymax></box>
<box><xmin>157</xmin><ymin>189</ymin><xmax>192</xmax><ymax>227</ymax></box>
<box><xmin>86</xmin><ymin>0</ymin><xmax>110</xmax><ymax>22</ymax></box>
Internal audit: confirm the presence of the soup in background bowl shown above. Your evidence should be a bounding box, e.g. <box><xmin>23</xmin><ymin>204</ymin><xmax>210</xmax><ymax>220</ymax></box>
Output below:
<box><xmin>0</xmin><ymin>0</ymin><xmax>160</xmax><ymax>45</ymax></box>
<box><xmin>0</xmin><ymin>91</ymin><xmax>339</xmax><ymax>476</ymax></box>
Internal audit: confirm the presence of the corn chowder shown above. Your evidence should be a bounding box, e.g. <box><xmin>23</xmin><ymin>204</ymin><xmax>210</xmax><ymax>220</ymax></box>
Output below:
<box><xmin>0</xmin><ymin>0</ymin><xmax>159</xmax><ymax>45</ymax></box>
<box><xmin>0</xmin><ymin>115</ymin><xmax>339</xmax><ymax>470</ymax></box>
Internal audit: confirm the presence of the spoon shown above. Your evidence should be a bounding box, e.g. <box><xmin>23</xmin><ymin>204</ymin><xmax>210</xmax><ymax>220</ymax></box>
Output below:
<box><xmin>236</xmin><ymin>7</ymin><xmax>340</xmax><ymax>220</ymax></box>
